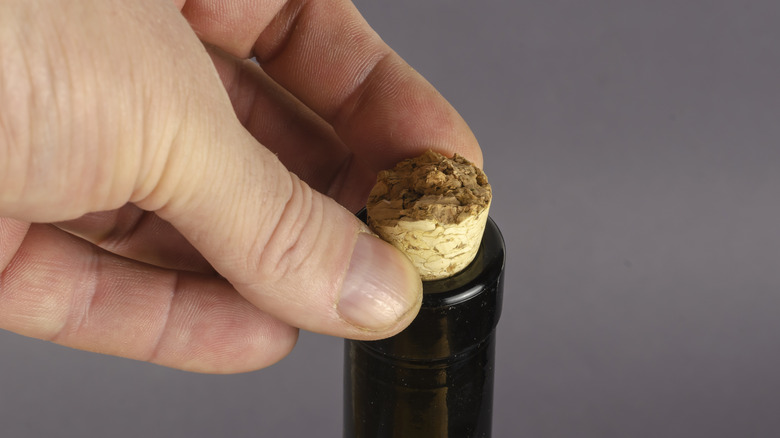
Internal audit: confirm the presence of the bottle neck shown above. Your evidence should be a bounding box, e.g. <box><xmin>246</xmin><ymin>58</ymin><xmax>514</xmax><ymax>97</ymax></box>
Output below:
<box><xmin>356</xmin><ymin>216</ymin><xmax>505</xmax><ymax>362</ymax></box>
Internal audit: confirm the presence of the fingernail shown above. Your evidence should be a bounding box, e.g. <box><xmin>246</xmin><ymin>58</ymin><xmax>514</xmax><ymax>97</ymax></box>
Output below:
<box><xmin>338</xmin><ymin>233</ymin><xmax>422</xmax><ymax>331</ymax></box>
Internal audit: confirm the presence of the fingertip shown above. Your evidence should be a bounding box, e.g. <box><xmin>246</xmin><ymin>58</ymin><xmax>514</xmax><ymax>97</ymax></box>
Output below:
<box><xmin>337</xmin><ymin>232</ymin><xmax>422</xmax><ymax>337</ymax></box>
<box><xmin>224</xmin><ymin>315</ymin><xmax>301</xmax><ymax>374</ymax></box>
<box><xmin>150</xmin><ymin>274</ymin><xmax>301</xmax><ymax>374</ymax></box>
<box><xmin>169</xmin><ymin>320</ymin><xmax>300</xmax><ymax>375</ymax></box>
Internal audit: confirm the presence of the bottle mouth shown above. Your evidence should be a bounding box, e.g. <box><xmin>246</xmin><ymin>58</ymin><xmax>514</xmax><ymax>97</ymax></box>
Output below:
<box><xmin>421</xmin><ymin>216</ymin><xmax>505</xmax><ymax>307</ymax></box>
<box><xmin>356</xmin><ymin>207</ymin><xmax>506</xmax><ymax>308</ymax></box>
<box><xmin>354</xmin><ymin>208</ymin><xmax>506</xmax><ymax>362</ymax></box>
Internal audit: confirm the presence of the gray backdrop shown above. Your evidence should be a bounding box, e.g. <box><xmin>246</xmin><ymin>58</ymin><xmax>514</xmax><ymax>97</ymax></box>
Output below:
<box><xmin>2</xmin><ymin>0</ymin><xmax>780</xmax><ymax>436</ymax></box>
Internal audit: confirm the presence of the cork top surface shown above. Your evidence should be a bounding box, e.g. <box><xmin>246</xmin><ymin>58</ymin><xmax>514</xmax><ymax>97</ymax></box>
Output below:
<box><xmin>366</xmin><ymin>150</ymin><xmax>491</xmax><ymax>226</ymax></box>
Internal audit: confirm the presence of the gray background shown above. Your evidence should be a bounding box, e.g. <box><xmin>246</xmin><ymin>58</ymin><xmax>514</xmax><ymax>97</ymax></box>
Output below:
<box><xmin>2</xmin><ymin>0</ymin><xmax>780</xmax><ymax>436</ymax></box>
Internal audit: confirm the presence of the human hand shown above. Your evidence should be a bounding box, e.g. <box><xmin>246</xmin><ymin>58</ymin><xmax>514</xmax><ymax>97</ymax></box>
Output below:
<box><xmin>0</xmin><ymin>0</ymin><xmax>481</xmax><ymax>373</ymax></box>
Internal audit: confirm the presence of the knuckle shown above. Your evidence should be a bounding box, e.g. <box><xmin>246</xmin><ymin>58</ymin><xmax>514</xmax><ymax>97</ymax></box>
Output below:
<box><xmin>0</xmin><ymin>29</ymin><xmax>33</xmax><ymax>208</ymax></box>
<box><xmin>253</xmin><ymin>174</ymin><xmax>324</xmax><ymax>285</ymax></box>
<box><xmin>0</xmin><ymin>13</ymin><xmax>98</xmax><ymax>219</ymax></box>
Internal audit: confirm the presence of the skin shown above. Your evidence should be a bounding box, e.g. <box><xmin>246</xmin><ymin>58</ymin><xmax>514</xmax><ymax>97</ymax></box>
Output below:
<box><xmin>0</xmin><ymin>0</ymin><xmax>482</xmax><ymax>373</ymax></box>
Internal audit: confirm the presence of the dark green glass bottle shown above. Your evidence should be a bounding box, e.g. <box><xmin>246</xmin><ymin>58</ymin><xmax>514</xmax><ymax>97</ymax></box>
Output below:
<box><xmin>344</xmin><ymin>215</ymin><xmax>505</xmax><ymax>437</ymax></box>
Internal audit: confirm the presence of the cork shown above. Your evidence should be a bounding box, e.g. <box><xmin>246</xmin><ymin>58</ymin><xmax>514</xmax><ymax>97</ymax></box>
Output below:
<box><xmin>366</xmin><ymin>150</ymin><xmax>492</xmax><ymax>280</ymax></box>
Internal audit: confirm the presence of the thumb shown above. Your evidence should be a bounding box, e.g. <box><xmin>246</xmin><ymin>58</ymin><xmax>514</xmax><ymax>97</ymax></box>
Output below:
<box><xmin>0</xmin><ymin>0</ymin><xmax>421</xmax><ymax>339</ymax></box>
<box><xmin>139</xmin><ymin>124</ymin><xmax>423</xmax><ymax>338</ymax></box>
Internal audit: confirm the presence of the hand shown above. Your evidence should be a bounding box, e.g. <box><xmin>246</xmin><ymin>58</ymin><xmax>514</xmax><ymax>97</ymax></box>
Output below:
<box><xmin>0</xmin><ymin>0</ymin><xmax>482</xmax><ymax>373</ymax></box>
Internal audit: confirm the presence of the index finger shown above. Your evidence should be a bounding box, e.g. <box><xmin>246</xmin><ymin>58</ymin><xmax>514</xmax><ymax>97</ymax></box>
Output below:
<box><xmin>181</xmin><ymin>0</ymin><xmax>482</xmax><ymax>172</ymax></box>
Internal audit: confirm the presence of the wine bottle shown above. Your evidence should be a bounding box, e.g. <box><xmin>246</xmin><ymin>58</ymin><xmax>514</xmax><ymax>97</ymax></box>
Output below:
<box><xmin>344</xmin><ymin>215</ymin><xmax>505</xmax><ymax>437</ymax></box>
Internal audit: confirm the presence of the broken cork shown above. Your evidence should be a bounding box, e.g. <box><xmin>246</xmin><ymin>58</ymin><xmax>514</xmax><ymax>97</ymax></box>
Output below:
<box><xmin>366</xmin><ymin>150</ymin><xmax>492</xmax><ymax>281</ymax></box>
